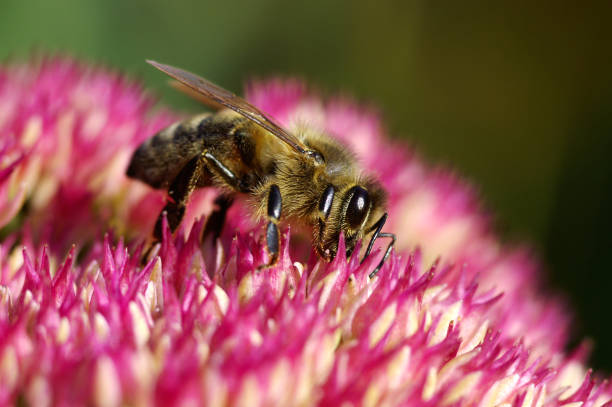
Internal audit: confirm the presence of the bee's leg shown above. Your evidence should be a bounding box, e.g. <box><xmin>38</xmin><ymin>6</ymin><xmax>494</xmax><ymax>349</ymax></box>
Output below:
<box><xmin>154</xmin><ymin>155</ymin><xmax>204</xmax><ymax>240</ymax></box>
<box><xmin>200</xmin><ymin>194</ymin><xmax>234</xmax><ymax>277</ymax></box>
<box><xmin>203</xmin><ymin>194</ymin><xmax>234</xmax><ymax>240</ymax></box>
<box><xmin>361</xmin><ymin>213</ymin><xmax>396</xmax><ymax>278</ymax></box>
<box><xmin>202</xmin><ymin>152</ymin><xmax>250</xmax><ymax>192</ymax></box>
<box><xmin>153</xmin><ymin>149</ymin><xmax>244</xmax><ymax>240</ymax></box>
<box><xmin>260</xmin><ymin>185</ymin><xmax>282</xmax><ymax>268</ymax></box>
<box><xmin>198</xmin><ymin>149</ymin><xmax>252</xmax><ymax>239</ymax></box>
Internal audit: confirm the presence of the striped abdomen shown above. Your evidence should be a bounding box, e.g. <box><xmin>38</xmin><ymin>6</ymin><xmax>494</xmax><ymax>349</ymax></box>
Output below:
<box><xmin>126</xmin><ymin>114</ymin><xmax>213</xmax><ymax>188</ymax></box>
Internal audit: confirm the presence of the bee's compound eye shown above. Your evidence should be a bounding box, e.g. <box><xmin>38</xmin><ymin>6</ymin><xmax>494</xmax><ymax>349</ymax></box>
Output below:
<box><xmin>345</xmin><ymin>186</ymin><xmax>370</xmax><ymax>229</ymax></box>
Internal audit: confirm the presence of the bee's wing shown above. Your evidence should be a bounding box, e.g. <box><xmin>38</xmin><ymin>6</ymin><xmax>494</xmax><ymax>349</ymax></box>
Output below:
<box><xmin>147</xmin><ymin>60</ymin><xmax>308</xmax><ymax>154</ymax></box>
<box><xmin>168</xmin><ymin>80</ymin><xmax>224</xmax><ymax>110</ymax></box>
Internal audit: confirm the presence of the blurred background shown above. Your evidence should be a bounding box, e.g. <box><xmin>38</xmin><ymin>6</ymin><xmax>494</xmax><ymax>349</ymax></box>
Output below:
<box><xmin>1</xmin><ymin>0</ymin><xmax>611</xmax><ymax>369</ymax></box>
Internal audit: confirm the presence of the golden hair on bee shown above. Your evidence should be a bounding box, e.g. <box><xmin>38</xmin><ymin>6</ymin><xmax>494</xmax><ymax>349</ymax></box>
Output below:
<box><xmin>126</xmin><ymin>61</ymin><xmax>395</xmax><ymax>277</ymax></box>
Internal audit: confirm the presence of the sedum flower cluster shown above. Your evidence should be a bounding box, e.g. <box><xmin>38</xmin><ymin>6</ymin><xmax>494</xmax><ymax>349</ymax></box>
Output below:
<box><xmin>0</xmin><ymin>58</ymin><xmax>609</xmax><ymax>406</ymax></box>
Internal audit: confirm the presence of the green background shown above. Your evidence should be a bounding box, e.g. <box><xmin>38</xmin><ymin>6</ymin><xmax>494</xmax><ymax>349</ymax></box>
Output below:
<box><xmin>2</xmin><ymin>0</ymin><xmax>611</xmax><ymax>370</ymax></box>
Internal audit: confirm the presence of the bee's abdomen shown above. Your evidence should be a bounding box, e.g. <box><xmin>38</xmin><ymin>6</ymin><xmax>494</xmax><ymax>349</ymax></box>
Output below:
<box><xmin>126</xmin><ymin>114</ymin><xmax>211</xmax><ymax>188</ymax></box>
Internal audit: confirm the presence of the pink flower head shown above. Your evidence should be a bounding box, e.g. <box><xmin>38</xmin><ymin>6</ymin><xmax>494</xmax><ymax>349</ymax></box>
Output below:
<box><xmin>0</xmin><ymin>57</ymin><xmax>610</xmax><ymax>406</ymax></box>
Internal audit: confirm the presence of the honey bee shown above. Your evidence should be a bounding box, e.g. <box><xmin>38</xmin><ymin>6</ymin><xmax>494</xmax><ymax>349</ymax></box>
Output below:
<box><xmin>127</xmin><ymin>61</ymin><xmax>395</xmax><ymax>277</ymax></box>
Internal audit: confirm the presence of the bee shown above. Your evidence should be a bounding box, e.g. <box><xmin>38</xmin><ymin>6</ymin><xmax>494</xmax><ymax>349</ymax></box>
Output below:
<box><xmin>127</xmin><ymin>61</ymin><xmax>395</xmax><ymax>277</ymax></box>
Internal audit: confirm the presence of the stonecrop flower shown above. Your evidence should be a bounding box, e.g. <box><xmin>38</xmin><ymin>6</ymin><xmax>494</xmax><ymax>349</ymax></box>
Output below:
<box><xmin>0</xmin><ymin>57</ymin><xmax>610</xmax><ymax>406</ymax></box>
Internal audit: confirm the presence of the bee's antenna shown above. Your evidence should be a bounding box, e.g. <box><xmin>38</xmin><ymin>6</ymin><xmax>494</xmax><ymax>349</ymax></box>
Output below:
<box><xmin>362</xmin><ymin>213</ymin><xmax>396</xmax><ymax>278</ymax></box>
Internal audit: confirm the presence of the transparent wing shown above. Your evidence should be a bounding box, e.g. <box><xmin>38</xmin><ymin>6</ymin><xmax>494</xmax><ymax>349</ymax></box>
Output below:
<box><xmin>147</xmin><ymin>60</ymin><xmax>308</xmax><ymax>154</ymax></box>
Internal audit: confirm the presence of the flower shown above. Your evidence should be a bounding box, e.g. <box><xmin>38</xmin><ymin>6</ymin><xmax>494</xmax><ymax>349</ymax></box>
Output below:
<box><xmin>0</xmin><ymin>57</ymin><xmax>610</xmax><ymax>406</ymax></box>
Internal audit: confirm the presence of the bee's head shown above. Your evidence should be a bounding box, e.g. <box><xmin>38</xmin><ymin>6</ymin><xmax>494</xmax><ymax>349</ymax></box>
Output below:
<box><xmin>315</xmin><ymin>179</ymin><xmax>387</xmax><ymax>261</ymax></box>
